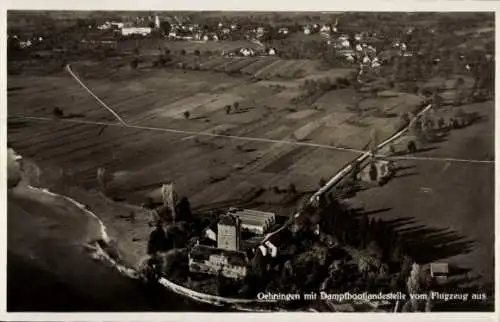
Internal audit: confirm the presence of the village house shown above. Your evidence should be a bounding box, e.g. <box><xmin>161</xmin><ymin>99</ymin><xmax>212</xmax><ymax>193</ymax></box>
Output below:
<box><xmin>320</xmin><ymin>24</ymin><xmax>332</xmax><ymax>36</ymax></box>
<box><xmin>121</xmin><ymin>26</ymin><xmax>152</xmax><ymax>37</ymax></box>
<box><xmin>278</xmin><ymin>27</ymin><xmax>289</xmax><ymax>35</ymax></box>
<box><xmin>19</xmin><ymin>39</ymin><xmax>32</xmax><ymax>48</ymax></box>
<box><xmin>371</xmin><ymin>57</ymin><xmax>381</xmax><ymax>68</ymax></box>
<box><xmin>259</xmin><ymin>227</ymin><xmax>291</xmax><ymax>258</ymax></box>
<box><xmin>345</xmin><ymin>54</ymin><xmax>355</xmax><ymax>63</ymax></box>
<box><xmin>203</xmin><ymin>221</ymin><xmax>218</xmax><ymax>242</ymax></box>
<box><xmin>256</xmin><ymin>26</ymin><xmax>266</xmax><ymax>38</ymax></box>
<box><xmin>98</xmin><ymin>21</ymin><xmax>125</xmax><ymax>30</ymax></box>
<box><xmin>336</xmin><ymin>49</ymin><xmax>356</xmax><ymax>59</ymax></box>
<box><xmin>430</xmin><ymin>262</ymin><xmax>449</xmax><ymax>284</ymax></box>
<box><xmin>358</xmin><ymin>158</ymin><xmax>395</xmax><ymax>185</ymax></box>
<box><xmin>239</xmin><ymin>47</ymin><xmax>254</xmax><ymax>57</ymax></box>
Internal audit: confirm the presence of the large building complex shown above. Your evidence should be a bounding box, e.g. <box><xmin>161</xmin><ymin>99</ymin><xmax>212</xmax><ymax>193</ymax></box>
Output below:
<box><xmin>189</xmin><ymin>214</ymin><xmax>250</xmax><ymax>279</ymax></box>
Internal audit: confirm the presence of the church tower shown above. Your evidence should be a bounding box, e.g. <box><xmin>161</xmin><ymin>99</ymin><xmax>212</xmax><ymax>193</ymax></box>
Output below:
<box><xmin>155</xmin><ymin>15</ymin><xmax>161</xmax><ymax>29</ymax></box>
<box><xmin>217</xmin><ymin>214</ymin><xmax>241</xmax><ymax>251</ymax></box>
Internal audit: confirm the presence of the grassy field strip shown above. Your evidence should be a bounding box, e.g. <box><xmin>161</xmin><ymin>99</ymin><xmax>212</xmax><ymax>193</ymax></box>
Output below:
<box><xmin>34</xmin><ymin>128</ymin><xmax>146</xmax><ymax>164</ymax></box>
<box><xmin>10</xmin><ymin>115</ymin><xmax>494</xmax><ymax>166</ymax></box>
<box><xmin>19</xmin><ymin>126</ymin><xmax>110</xmax><ymax>158</ymax></box>
<box><xmin>8</xmin><ymin>122</ymin><xmax>86</xmax><ymax>147</ymax></box>
<box><xmin>253</xmin><ymin>59</ymin><xmax>284</xmax><ymax>79</ymax></box>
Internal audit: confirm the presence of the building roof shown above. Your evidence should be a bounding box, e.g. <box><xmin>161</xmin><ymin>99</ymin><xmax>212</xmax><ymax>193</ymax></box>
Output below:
<box><xmin>190</xmin><ymin>244</ymin><xmax>249</xmax><ymax>267</ymax></box>
<box><xmin>229</xmin><ymin>209</ymin><xmax>275</xmax><ymax>227</ymax></box>
<box><xmin>218</xmin><ymin>214</ymin><xmax>238</xmax><ymax>226</ymax></box>
<box><xmin>430</xmin><ymin>262</ymin><xmax>449</xmax><ymax>274</ymax></box>
<box><xmin>242</xmin><ymin>236</ymin><xmax>265</xmax><ymax>251</ymax></box>
<box><xmin>264</xmin><ymin>227</ymin><xmax>292</xmax><ymax>247</ymax></box>
<box><xmin>205</xmin><ymin>220</ymin><xmax>218</xmax><ymax>233</ymax></box>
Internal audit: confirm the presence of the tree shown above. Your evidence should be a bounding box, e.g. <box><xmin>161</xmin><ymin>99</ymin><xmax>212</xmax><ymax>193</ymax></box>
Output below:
<box><xmin>175</xmin><ymin>196</ymin><xmax>192</xmax><ymax>221</ymax></box>
<box><xmin>455</xmin><ymin>77</ymin><xmax>465</xmax><ymax>89</ymax></box>
<box><xmin>454</xmin><ymin>107</ymin><xmax>466</xmax><ymax>119</ymax></box>
<box><xmin>251</xmin><ymin>249</ymin><xmax>266</xmax><ymax>279</ymax></box>
<box><xmin>96</xmin><ymin>167</ymin><xmax>106</xmax><ymax>192</ymax></box>
<box><xmin>422</xmin><ymin>123</ymin><xmax>437</xmax><ymax>143</ymax></box>
<box><xmin>225</xmin><ymin>105</ymin><xmax>231</xmax><ymax>114</ymax></box>
<box><xmin>194</xmin><ymin>49</ymin><xmax>201</xmax><ymax>56</ymax></box>
<box><xmin>53</xmin><ymin>107</ymin><xmax>64</xmax><ymax>118</ymax></box>
<box><xmin>215</xmin><ymin>268</ymin><xmax>225</xmax><ymax>295</ymax></box>
<box><xmin>453</xmin><ymin>78</ymin><xmax>466</xmax><ymax>106</ymax></box>
<box><xmin>143</xmin><ymin>253</ymin><xmax>163</xmax><ymax>283</ymax></box>
<box><xmin>319</xmin><ymin>177</ymin><xmax>327</xmax><ymax>187</ymax></box>
<box><xmin>399</xmin><ymin>113</ymin><xmax>410</xmax><ymax>129</ymax></box>
<box><xmin>289</xmin><ymin>183</ymin><xmax>297</xmax><ymax>194</ymax></box>
<box><xmin>147</xmin><ymin>222</ymin><xmax>169</xmax><ymax>254</ymax></box>
<box><xmin>369</xmin><ymin>163</ymin><xmax>378</xmax><ymax>181</ymax></box>
<box><xmin>409</xmin><ymin>117</ymin><xmax>422</xmax><ymax>137</ymax></box>
<box><xmin>437</xmin><ymin>116</ymin><xmax>445</xmax><ymax>130</ymax></box>
<box><xmin>388</xmin><ymin>144</ymin><xmax>396</xmax><ymax>155</ymax></box>
<box><xmin>432</xmin><ymin>91</ymin><xmax>442</xmax><ymax>109</ymax></box>
<box><xmin>130</xmin><ymin>58</ymin><xmax>139</xmax><ymax>69</ymax></box>
<box><xmin>369</xmin><ymin>128</ymin><xmax>379</xmax><ymax>153</ymax></box>
<box><xmin>407</xmin><ymin>140</ymin><xmax>417</xmax><ymax>154</ymax></box>
<box><xmin>233</xmin><ymin>101</ymin><xmax>240</xmax><ymax>111</ymax></box>
<box><xmin>183</xmin><ymin>111</ymin><xmax>190</xmax><ymax>119</ymax></box>
<box><xmin>160</xmin><ymin>21</ymin><xmax>172</xmax><ymax>35</ymax></box>
<box><xmin>179</xmin><ymin>49</ymin><xmax>186</xmax><ymax>56</ymax></box>
<box><xmin>350</xmin><ymin>160</ymin><xmax>361</xmax><ymax>182</ymax></box>
<box><xmin>406</xmin><ymin>262</ymin><xmax>421</xmax><ymax>299</ymax></box>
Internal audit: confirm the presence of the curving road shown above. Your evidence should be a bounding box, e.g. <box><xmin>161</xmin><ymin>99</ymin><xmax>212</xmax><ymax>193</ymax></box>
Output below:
<box><xmin>262</xmin><ymin>103</ymin><xmax>433</xmax><ymax>244</ymax></box>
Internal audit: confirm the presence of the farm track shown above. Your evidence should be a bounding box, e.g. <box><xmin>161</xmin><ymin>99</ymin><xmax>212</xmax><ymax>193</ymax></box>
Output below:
<box><xmin>10</xmin><ymin>114</ymin><xmax>494</xmax><ymax>166</ymax></box>
<box><xmin>222</xmin><ymin>58</ymin><xmax>258</xmax><ymax>73</ymax></box>
<box><xmin>241</xmin><ymin>57</ymin><xmax>277</xmax><ymax>75</ymax></box>
<box><xmin>66</xmin><ymin>64</ymin><xmax>127</xmax><ymax>125</ymax></box>
<box><xmin>267</xmin><ymin>60</ymin><xmax>299</xmax><ymax>78</ymax></box>
<box><xmin>253</xmin><ymin>59</ymin><xmax>284</xmax><ymax>79</ymax></box>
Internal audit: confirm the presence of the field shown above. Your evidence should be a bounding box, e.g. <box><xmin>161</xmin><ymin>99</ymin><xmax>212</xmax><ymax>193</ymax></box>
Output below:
<box><xmin>349</xmin><ymin>101</ymin><xmax>495</xmax><ymax>291</ymax></box>
<box><xmin>7</xmin><ymin>62</ymin><xmax>421</xmax><ymax>213</ymax></box>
